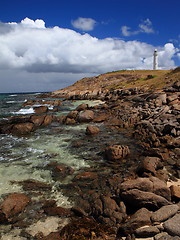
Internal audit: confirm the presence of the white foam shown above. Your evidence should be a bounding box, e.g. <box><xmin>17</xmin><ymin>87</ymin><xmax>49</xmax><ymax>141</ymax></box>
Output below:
<box><xmin>6</xmin><ymin>101</ymin><xmax>16</xmax><ymax>103</ymax></box>
<box><xmin>13</xmin><ymin>107</ymin><xmax>35</xmax><ymax>115</ymax></box>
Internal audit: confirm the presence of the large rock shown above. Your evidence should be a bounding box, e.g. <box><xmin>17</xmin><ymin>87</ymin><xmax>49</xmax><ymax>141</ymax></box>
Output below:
<box><xmin>138</xmin><ymin>156</ymin><xmax>162</xmax><ymax>174</ymax></box>
<box><xmin>151</xmin><ymin>205</ymin><xmax>179</xmax><ymax>222</ymax></box>
<box><xmin>163</xmin><ymin>214</ymin><xmax>180</xmax><ymax>236</ymax></box>
<box><xmin>30</xmin><ymin>115</ymin><xmax>45</xmax><ymax>127</ymax></box>
<box><xmin>67</xmin><ymin>110</ymin><xmax>78</xmax><ymax>119</ymax></box>
<box><xmin>42</xmin><ymin>115</ymin><xmax>54</xmax><ymax>126</ymax></box>
<box><xmin>120</xmin><ymin>177</ymin><xmax>171</xmax><ymax>209</ymax></box>
<box><xmin>86</xmin><ymin>125</ymin><xmax>100</xmax><ymax>135</ymax></box>
<box><xmin>76</xmin><ymin>103</ymin><xmax>89</xmax><ymax>111</ymax></box>
<box><xmin>77</xmin><ymin>110</ymin><xmax>94</xmax><ymax>122</ymax></box>
<box><xmin>170</xmin><ymin>185</ymin><xmax>180</xmax><ymax>199</ymax></box>
<box><xmin>33</xmin><ymin>106</ymin><xmax>48</xmax><ymax>114</ymax></box>
<box><xmin>0</xmin><ymin>193</ymin><xmax>31</xmax><ymax>222</ymax></box>
<box><xmin>11</xmin><ymin>122</ymin><xmax>34</xmax><ymax>135</ymax></box>
<box><xmin>117</xmin><ymin>208</ymin><xmax>152</xmax><ymax>235</ymax></box>
<box><xmin>135</xmin><ymin>225</ymin><xmax>160</xmax><ymax>238</ymax></box>
<box><xmin>104</xmin><ymin>145</ymin><xmax>130</xmax><ymax>161</ymax></box>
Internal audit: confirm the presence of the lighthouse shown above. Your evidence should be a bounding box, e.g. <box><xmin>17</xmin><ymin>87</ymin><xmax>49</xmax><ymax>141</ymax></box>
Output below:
<box><xmin>153</xmin><ymin>49</ymin><xmax>158</xmax><ymax>70</ymax></box>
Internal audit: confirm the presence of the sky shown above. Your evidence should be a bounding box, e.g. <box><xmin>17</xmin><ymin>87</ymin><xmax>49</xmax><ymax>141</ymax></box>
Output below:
<box><xmin>0</xmin><ymin>0</ymin><xmax>179</xmax><ymax>93</ymax></box>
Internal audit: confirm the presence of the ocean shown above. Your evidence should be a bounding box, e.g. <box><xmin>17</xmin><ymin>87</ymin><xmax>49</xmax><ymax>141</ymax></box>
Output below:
<box><xmin>0</xmin><ymin>92</ymin><xmax>101</xmax><ymax>205</ymax></box>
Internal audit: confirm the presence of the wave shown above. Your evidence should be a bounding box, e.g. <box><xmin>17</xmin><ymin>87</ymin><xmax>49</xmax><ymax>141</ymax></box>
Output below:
<box><xmin>12</xmin><ymin>107</ymin><xmax>35</xmax><ymax>115</ymax></box>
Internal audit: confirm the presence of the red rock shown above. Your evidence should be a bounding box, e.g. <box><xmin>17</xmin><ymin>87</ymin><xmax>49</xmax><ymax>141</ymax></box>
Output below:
<box><xmin>30</xmin><ymin>115</ymin><xmax>45</xmax><ymax>127</ymax></box>
<box><xmin>11</xmin><ymin>122</ymin><xmax>34</xmax><ymax>135</ymax></box>
<box><xmin>104</xmin><ymin>145</ymin><xmax>130</xmax><ymax>161</ymax></box>
<box><xmin>86</xmin><ymin>125</ymin><xmax>100</xmax><ymax>135</ymax></box>
<box><xmin>65</xmin><ymin>117</ymin><xmax>76</xmax><ymax>125</ymax></box>
<box><xmin>67</xmin><ymin>110</ymin><xmax>78</xmax><ymax>119</ymax></box>
<box><xmin>139</xmin><ymin>156</ymin><xmax>162</xmax><ymax>174</ymax></box>
<box><xmin>74</xmin><ymin>171</ymin><xmax>98</xmax><ymax>180</ymax></box>
<box><xmin>76</xmin><ymin>103</ymin><xmax>89</xmax><ymax>111</ymax></box>
<box><xmin>44</xmin><ymin>206</ymin><xmax>71</xmax><ymax>217</ymax></box>
<box><xmin>33</xmin><ymin>106</ymin><xmax>48</xmax><ymax>114</ymax></box>
<box><xmin>0</xmin><ymin>193</ymin><xmax>31</xmax><ymax>221</ymax></box>
<box><xmin>42</xmin><ymin>115</ymin><xmax>53</xmax><ymax>126</ymax></box>
<box><xmin>78</xmin><ymin>110</ymin><xmax>94</xmax><ymax>122</ymax></box>
<box><xmin>93</xmin><ymin>113</ymin><xmax>108</xmax><ymax>122</ymax></box>
<box><xmin>170</xmin><ymin>185</ymin><xmax>180</xmax><ymax>199</ymax></box>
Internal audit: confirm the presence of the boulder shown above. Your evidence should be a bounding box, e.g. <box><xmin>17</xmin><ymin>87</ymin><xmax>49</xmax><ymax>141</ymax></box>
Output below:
<box><xmin>120</xmin><ymin>177</ymin><xmax>171</xmax><ymax>209</ymax></box>
<box><xmin>138</xmin><ymin>156</ymin><xmax>162</xmax><ymax>174</ymax></box>
<box><xmin>0</xmin><ymin>193</ymin><xmax>31</xmax><ymax>222</ymax></box>
<box><xmin>74</xmin><ymin>171</ymin><xmax>98</xmax><ymax>181</ymax></box>
<box><xmin>67</xmin><ymin>110</ymin><xmax>78</xmax><ymax>119</ymax></box>
<box><xmin>77</xmin><ymin>110</ymin><xmax>94</xmax><ymax>122</ymax></box>
<box><xmin>19</xmin><ymin>179</ymin><xmax>52</xmax><ymax>191</ymax></box>
<box><xmin>163</xmin><ymin>214</ymin><xmax>180</xmax><ymax>236</ymax></box>
<box><xmin>65</xmin><ymin>117</ymin><xmax>76</xmax><ymax>125</ymax></box>
<box><xmin>33</xmin><ymin>106</ymin><xmax>48</xmax><ymax>114</ymax></box>
<box><xmin>135</xmin><ymin>225</ymin><xmax>160</xmax><ymax>237</ymax></box>
<box><xmin>151</xmin><ymin>205</ymin><xmax>179</xmax><ymax>222</ymax></box>
<box><xmin>11</xmin><ymin>122</ymin><xmax>34</xmax><ymax>135</ymax></box>
<box><xmin>42</xmin><ymin>115</ymin><xmax>54</xmax><ymax>126</ymax></box>
<box><xmin>44</xmin><ymin>206</ymin><xmax>71</xmax><ymax>217</ymax></box>
<box><xmin>93</xmin><ymin>113</ymin><xmax>108</xmax><ymax>122</ymax></box>
<box><xmin>76</xmin><ymin>103</ymin><xmax>89</xmax><ymax>111</ymax></box>
<box><xmin>104</xmin><ymin>145</ymin><xmax>130</xmax><ymax>161</ymax></box>
<box><xmin>170</xmin><ymin>185</ymin><xmax>180</xmax><ymax>199</ymax></box>
<box><xmin>117</xmin><ymin>208</ymin><xmax>152</xmax><ymax>235</ymax></box>
<box><xmin>86</xmin><ymin>125</ymin><xmax>100</xmax><ymax>135</ymax></box>
<box><xmin>30</xmin><ymin>115</ymin><xmax>45</xmax><ymax>127</ymax></box>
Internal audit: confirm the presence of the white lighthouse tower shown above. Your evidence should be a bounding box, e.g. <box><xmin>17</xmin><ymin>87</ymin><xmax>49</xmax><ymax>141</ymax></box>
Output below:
<box><xmin>153</xmin><ymin>49</ymin><xmax>158</xmax><ymax>70</ymax></box>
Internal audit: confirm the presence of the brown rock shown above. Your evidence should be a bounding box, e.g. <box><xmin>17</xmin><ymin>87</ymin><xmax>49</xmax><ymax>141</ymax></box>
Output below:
<box><xmin>11</xmin><ymin>122</ymin><xmax>34</xmax><ymax>135</ymax></box>
<box><xmin>76</xmin><ymin>103</ymin><xmax>89</xmax><ymax>111</ymax></box>
<box><xmin>0</xmin><ymin>193</ymin><xmax>31</xmax><ymax>221</ymax></box>
<box><xmin>118</xmin><ymin>208</ymin><xmax>152</xmax><ymax>235</ymax></box>
<box><xmin>42</xmin><ymin>115</ymin><xmax>53</xmax><ymax>126</ymax></box>
<box><xmin>139</xmin><ymin>156</ymin><xmax>162</xmax><ymax>174</ymax></box>
<box><xmin>93</xmin><ymin>113</ymin><xmax>108</xmax><ymax>122</ymax></box>
<box><xmin>65</xmin><ymin>117</ymin><xmax>76</xmax><ymax>125</ymax></box>
<box><xmin>86</xmin><ymin>125</ymin><xmax>100</xmax><ymax>135</ymax></box>
<box><xmin>33</xmin><ymin>106</ymin><xmax>48</xmax><ymax>114</ymax></box>
<box><xmin>170</xmin><ymin>185</ymin><xmax>180</xmax><ymax>199</ymax></box>
<box><xmin>67</xmin><ymin>110</ymin><xmax>78</xmax><ymax>119</ymax></box>
<box><xmin>74</xmin><ymin>171</ymin><xmax>98</xmax><ymax>181</ymax></box>
<box><xmin>19</xmin><ymin>179</ymin><xmax>52</xmax><ymax>191</ymax></box>
<box><xmin>104</xmin><ymin>145</ymin><xmax>130</xmax><ymax>161</ymax></box>
<box><xmin>78</xmin><ymin>110</ymin><xmax>94</xmax><ymax>122</ymax></box>
<box><xmin>120</xmin><ymin>177</ymin><xmax>171</xmax><ymax>209</ymax></box>
<box><xmin>151</xmin><ymin>204</ymin><xmax>179</xmax><ymax>222</ymax></box>
<box><xmin>44</xmin><ymin>206</ymin><xmax>71</xmax><ymax>217</ymax></box>
<box><xmin>30</xmin><ymin>115</ymin><xmax>45</xmax><ymax>127</ymax></box>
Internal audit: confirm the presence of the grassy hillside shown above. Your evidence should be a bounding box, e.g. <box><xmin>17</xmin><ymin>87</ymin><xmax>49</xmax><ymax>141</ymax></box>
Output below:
<box><xmin>54</xmin><ymin>67</ymin><xmax>180</xmax><ymax>94</ymax></box>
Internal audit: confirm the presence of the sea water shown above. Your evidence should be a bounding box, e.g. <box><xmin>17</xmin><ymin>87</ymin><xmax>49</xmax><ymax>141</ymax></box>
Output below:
<box><xmin>0</xmin><ymin>92</ymin><xmax>103</xmax><ymax>206</ymax></box>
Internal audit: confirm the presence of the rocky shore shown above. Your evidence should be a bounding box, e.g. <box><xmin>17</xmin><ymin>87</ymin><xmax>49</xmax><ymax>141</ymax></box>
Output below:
<box><xmin>0</xmin><ymin>69</ymin><xmax>179</xmax><ymax>239</ymax></box>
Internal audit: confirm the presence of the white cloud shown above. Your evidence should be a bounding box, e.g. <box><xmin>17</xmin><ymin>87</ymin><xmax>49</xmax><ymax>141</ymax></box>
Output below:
<box><xmin>71</xmin><ymin>17</ymin><xmax>96</xmax><ymax>31</ymax></box>
<box><xmin>139</xmin><ymin>18</ymin><xmax>154</xmax><ymax>33</ymax></box>
<box><xmin>0</xmin><ymin>18</ymin><xmax>178</xmax><ymax>92</ymax></box>
<box><xmin>121</xmin><ymin>19</ymin><xmax>155</xmax><ymax>36</ymax></box>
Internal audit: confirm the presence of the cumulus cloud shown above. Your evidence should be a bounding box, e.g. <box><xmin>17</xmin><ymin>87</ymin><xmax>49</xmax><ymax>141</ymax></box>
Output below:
<box><xmin>121</xmin><ymin>18</ymin><xmax>155</xmax><ymax>36</ymax></box>
<box><xmin>71</xmin><ymin>17</ymin><xmax>97</xmax><ymax>31</ymax></box>
<box><xmin>0</xmin><ymin>17</ymin><xmax>179</xmax><ymax>92</ymax></box>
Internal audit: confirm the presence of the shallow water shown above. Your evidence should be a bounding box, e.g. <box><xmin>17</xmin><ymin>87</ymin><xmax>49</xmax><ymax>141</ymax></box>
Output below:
<box><xmin>0</xmin><ymin>93</ymin><xmax>105</xmax><ymax>206</ymax></box>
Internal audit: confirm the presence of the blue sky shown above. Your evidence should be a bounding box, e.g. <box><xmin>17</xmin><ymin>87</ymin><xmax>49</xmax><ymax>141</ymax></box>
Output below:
<box><xmin>0</xmin><ymin>0</ymin><xmax>179</xmax><ymax>92</ymax></box>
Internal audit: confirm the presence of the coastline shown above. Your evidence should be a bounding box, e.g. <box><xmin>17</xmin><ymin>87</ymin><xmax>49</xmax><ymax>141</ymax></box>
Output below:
<box><xmin>0</xmin><ymin>69</ymin><xmax>180</xmax><ymax>239</ymax></box>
